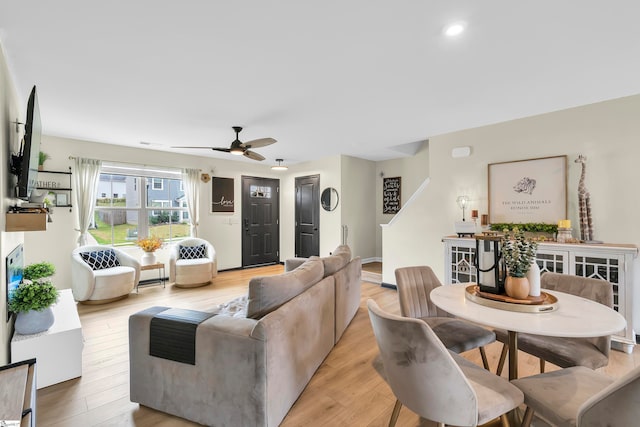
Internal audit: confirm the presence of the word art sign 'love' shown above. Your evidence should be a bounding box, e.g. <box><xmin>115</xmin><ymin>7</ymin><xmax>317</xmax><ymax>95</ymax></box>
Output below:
<box><xmin>211</xmin><ymin>177</ymin><xmax>235</xmax><ymax>213</ymax></box>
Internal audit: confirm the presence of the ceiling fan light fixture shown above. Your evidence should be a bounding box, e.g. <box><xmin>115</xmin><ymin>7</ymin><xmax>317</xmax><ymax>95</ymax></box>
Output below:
<box><xmin>271</xmin><ymin>158</ymin><xmax>288</xmax><ymax>171</ymax></box>
<box><xmin>230</xmin><ymin>147</ymin><xmax>244</xmax><ymax>155</ymax></box>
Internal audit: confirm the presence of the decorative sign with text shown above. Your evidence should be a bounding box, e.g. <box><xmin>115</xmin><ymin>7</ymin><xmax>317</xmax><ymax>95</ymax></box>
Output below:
<box><xmin>383</xmin><ymin>177</ymin><xmax>402</xmax><ymax>214</ymax></box>
<box><xmin>211</xmin><ymin>177</ymin><xmax>235</xmax><ymax>213</ymax></box>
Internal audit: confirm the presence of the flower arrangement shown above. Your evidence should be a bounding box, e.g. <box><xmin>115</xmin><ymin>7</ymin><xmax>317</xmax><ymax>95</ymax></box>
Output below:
<box><xmin>136</xmin><ymin>236</ymin><xmax>163</xmax><ymax>252</ymax></box>
<box><xmin>502</xmin><ymin>228</ymin><xmax>538</xmax><ymax>278</ymax></box>
<box><xmin>9</xmin><ymin>280</ymin><xmax>59</xmax><ymax>313</ymax></box>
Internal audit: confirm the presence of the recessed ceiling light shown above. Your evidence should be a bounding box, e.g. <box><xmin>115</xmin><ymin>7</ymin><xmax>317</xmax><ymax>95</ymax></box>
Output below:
<box><xmin>444</xmin><ymin>22</ymin><xmax>465</xmax><ymax>37</ymax></box>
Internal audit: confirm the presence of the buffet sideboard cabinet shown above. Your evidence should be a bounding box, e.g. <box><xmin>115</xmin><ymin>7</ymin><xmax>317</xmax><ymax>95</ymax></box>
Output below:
<box><xmin>442</xmin><ymin>236</ymin><xmax>638</xmax><ymax>353</ymax></box>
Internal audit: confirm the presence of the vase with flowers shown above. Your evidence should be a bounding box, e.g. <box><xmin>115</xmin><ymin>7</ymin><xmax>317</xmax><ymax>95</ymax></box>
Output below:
<box><xmin>136</xmin><ymin>236</ymin><xmax>163</xmax><ymax>265</ymax></box>
<box><xmin>501</xmin><ymin>228</ymin><xmax>538</xmax><ymax>299</ymax></box>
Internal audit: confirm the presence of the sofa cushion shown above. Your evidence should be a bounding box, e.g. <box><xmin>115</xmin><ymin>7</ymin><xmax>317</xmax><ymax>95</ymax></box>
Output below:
<box><xmin>179</xmin><ymin>244</ymin><xmax>207</xmax><ymax>260</ymax></box>
<box><xmin>246</xmin><ymin>258</ymin><xmax>324</xmax><ymax>319</ymax></box>
<box><xmin>322</xmin><ymin>245</ymin><xmax>351</xmax><ymax>276</ymax></box>
<box><xmin>80</xmin><ymin>249</ymin><xmax>120</xmax><ymax>270</ymax></box>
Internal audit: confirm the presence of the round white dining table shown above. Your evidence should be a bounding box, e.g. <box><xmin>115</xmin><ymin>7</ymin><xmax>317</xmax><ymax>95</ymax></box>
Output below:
<box><xmin>430</xmin><ymin>283</ymin><xmax>626</xmax><ymax>380</ymax></box>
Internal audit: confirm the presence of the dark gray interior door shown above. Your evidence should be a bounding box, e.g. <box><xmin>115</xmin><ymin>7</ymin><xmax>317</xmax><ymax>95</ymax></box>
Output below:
<box><xmin>295</xmin><ymin>174</ymin><xmax>320</xmax><ymax>258</ymax></box>
<box><xmin>242</xmin><ymin>176</ymin><xmax>280</xmax><ymax>267</ymax></box>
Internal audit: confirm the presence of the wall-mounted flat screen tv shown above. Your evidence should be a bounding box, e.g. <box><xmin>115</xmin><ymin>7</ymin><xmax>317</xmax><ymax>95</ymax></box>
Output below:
<box><xmin>15</xmin><ymin>86</ymin><xmax>41</xmax><ymax>200</ymax></box>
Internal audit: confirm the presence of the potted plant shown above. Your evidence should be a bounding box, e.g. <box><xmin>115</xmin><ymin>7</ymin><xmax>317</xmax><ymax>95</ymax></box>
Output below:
<box><xmin>136</xmin><ymin>236</ymin><xmax>163</xmax><ymax>265</ymax></box>
<box><xmin>24</xmin><ymin>261</ymin><xmax>56</xmax><ymax>281</ymax></box>
<box><xmin>9</xmin><ymin>279</ymin><xmax>59</xmax><ymax>335</ymax></box>
<box><xmin>501</xmin><ymin>228</ymin><xmax>538</xmax><ymax>299</ymax></box>
<box><xmin>10</xmin><ymin>261</ymin><xmax>58</xmax><ymax>334</ymax></box>
<box><xmin>38</xmin><ymin>151</ymin><xmax>51</xmax><ymax>171</ymax></box>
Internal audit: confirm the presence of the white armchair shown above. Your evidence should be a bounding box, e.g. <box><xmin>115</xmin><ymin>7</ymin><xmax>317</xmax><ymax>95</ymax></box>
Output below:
<box><xmin>169</xmin><ymin>238</ymin><xmax>217</xmax><ymax>288</ymax></box>
<box><xmin>71</xmin><ymin>245</ymin><xmax>140</xmax><ymax>304</ymax></box>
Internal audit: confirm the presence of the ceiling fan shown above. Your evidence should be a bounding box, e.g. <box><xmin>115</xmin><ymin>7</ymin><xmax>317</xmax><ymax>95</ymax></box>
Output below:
<box><xmin>178</xmin><ymin>126</ymin><xmax>276</xmax><ymax>161</ymax></box>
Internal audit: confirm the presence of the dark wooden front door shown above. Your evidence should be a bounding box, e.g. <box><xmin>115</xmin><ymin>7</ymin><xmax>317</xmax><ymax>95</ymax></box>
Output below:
<box><xmin>242</xmin><ymin>176</ymin><xmax>280</xmax><ymax>267</ymax></box>
<box><xmin>295</xmin><ymin>174</ymin><xmax>320</xmax><ymax>257</ymax></box>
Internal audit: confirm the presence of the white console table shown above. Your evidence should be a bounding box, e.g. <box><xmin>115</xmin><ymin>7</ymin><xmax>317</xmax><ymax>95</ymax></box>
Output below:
<box><xmin>443</xmin><ymin>236</ymin><xmax>638</xmax><ymax>353</ymax></box>
<box><xmin>11</xmin><ymin>289</ymin><xmax>83</xmax><ymax>389</ymax></box>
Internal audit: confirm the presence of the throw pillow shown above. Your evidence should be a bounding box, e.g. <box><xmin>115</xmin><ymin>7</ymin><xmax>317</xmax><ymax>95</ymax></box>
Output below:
<box><xmin>80</xmin><ymin>249</ymin><xmax>121</xmax><ymax>270</ymax></box>
<box><xmin>180</xmin><ymin>244</ymin><xmax>207</xmax><ymax>260</ymax></box>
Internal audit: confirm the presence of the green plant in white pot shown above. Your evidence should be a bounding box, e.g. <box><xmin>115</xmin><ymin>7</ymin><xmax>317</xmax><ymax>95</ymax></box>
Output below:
<box><xmin>502</xmin><ymin>228</ymin><xmax>538</xmax><ymax>299</ymax></box>
<box><xmin>10</xmin><ymin>262</ymin><xmax>59</xmax><ymax>335</ymax></box>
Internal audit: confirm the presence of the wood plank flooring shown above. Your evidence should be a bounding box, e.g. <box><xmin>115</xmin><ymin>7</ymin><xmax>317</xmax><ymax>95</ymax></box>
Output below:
<box><xmin>37</xmin><ymin>265</ymin><xmax>639</xmax><ymax>426</ymax></box>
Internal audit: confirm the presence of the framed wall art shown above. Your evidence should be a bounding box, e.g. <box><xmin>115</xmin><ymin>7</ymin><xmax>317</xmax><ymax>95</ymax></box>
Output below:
<box><xmin>382</xmin><ymin>176</ymin><xmax>401</xmax><ymax>214</ymax></box>
<box><xmin>211</xmin><ymin>177</ymin><xmax>235</xmax><ymax>213</ymax></box>
<box><xmin>488</xmin><ymin>156</ymin><xmax>567</xmax><ymax>224</ymax></box>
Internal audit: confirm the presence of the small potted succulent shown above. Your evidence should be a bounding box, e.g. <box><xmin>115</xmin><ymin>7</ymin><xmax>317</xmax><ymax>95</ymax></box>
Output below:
<box><xmin>10</xmin><ymin>261</ymin><xmax>59</xmax><ymax>334</ymax></box>
<box><xmin>502</xmin><ymin>228</ymin><xmax>538</xmax><ymax>299</ymax></box>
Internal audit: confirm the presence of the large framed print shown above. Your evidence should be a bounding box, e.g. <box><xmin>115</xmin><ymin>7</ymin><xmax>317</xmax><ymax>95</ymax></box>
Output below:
<box><xmin>488</xmin><ymin>156</ymin><xmax>567</xmax><ymax>224</ymax></box>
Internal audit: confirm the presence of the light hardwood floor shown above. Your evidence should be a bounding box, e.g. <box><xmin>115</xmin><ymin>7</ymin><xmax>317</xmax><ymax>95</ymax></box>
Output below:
<box><xmin>37</xmin><ymin>265</ymin><xmax>639</xmax><ymax>426</ymax></box>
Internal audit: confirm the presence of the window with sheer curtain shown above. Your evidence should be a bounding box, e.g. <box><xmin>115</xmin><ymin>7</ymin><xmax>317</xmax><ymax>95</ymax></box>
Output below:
<box><xmin>89</xmin><ymin>163</ymin><xmax>190</xmax><ymax>246</ymax></box>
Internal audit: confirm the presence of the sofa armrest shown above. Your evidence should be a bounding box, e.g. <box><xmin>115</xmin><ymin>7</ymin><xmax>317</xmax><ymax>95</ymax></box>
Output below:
<box><xmin>284</xmin><ymin>257</ymin><xmax>307</xmax><ymax>272</ymax></box>
<box><xmin>129</xmin><ymin>307</ymin><xmax>268</xmax><ymax>427</ymax></box>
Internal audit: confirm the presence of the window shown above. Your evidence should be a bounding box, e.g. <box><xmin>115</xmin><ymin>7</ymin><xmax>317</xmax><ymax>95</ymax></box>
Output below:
<box><xmin>90</xmin><ymin>166</ymin><xmax>190</xmax><ymax>246</ymax></box>
<box><xmin>152</xmin><ymin>178</ymin><xmax>163</xmax><ymax>190</ymax></box>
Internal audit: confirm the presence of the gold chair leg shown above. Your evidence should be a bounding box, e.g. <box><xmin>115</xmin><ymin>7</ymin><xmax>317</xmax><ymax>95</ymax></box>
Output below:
<box><xmin>500</xmin><ymin>413</ymin><xmax>510</xmax><ymax>427</ymax></box>
<box><xmin>479</xmin><ymin>346</ymin><xmax>490</xmax><ymax>370</ymax></box>
<box><xmin>496</xmin><ymin>344</ymin><xmax>508</xmax><ymax>376</ymax></box>
<box><xmin>539</xmin><ymin>358</ymin><xmax>545</xmax><ymax>373</ymax></box>
<box><xmin>521</xmin><ymin>407</ymin><xmax>535</xmax><ymax>427</ymax></box>
<box><xmin>388</xmin><ymin>399</ymin><xmax>402</xmax><ymax>427</ymax></box>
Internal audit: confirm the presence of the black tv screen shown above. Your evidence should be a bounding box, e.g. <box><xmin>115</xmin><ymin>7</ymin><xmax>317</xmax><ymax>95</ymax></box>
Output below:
<box><xmin>16</xmin><ymin>86</ymin><xmax>41</xmax><ymax>200</ymax></box>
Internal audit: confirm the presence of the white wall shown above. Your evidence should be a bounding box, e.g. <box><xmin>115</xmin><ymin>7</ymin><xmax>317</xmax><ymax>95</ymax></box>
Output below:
<box><xmin>0</xmin><ymin>41</ymin><xmax>24</xmax><ymax>364</ymax></box>
<box><xmin>381</xmin><ymin>95</ymin><xmax>640</xmax><ymax>301</ymax></box>
<box><xmin>375</xmin><ymin>141</ymin><xmax>430</xmax><ymax>257</ymax></box>
<box><xmin>341</xmin><ymin>155</ymin><xmax>377</xmax><ymax>260</ymax></box>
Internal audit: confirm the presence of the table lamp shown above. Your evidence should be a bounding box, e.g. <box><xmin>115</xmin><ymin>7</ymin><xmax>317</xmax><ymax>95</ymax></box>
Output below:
<box><xmin>474</xmin><ymin>233</ymin><xmax>506</xmax><ymax>294</ymax></box>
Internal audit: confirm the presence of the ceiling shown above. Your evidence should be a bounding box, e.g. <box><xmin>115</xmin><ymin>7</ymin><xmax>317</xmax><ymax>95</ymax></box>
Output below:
<box><xmin>1</xmin><ymin>1</ymin><xmax>639</xmax><ymax>165</ymax></box>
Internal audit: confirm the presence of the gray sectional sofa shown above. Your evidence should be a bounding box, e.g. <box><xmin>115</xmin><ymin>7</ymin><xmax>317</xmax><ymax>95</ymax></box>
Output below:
<box><xmin>129</xmin><ymin>245</ymin><xmax>361</xmax><ymax>427</ymax></box>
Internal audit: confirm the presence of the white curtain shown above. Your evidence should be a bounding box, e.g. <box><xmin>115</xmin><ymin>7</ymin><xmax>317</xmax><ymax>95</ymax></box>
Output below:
<box><xmin>182</xmin><ymin>168</ymin><xmax>200</xmax><ymax>237</ymax></box>
<box><xmin>73</xmin><ymin>157</ymin><xmax>102</xmax><ymax>246</ymax></box>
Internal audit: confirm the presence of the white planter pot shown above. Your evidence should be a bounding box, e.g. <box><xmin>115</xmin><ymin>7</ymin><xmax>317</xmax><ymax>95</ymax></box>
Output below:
<box><xmin>15</xmin><ymin>307</ymin><xmax>55</xmax><ymax>335</ymax></box>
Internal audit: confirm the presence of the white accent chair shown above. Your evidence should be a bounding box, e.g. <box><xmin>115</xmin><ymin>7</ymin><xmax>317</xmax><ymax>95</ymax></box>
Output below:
<box><xmin>71</xmin><ymin>245</ymin><xmax>140</xmax><ymax>304</ymax></box>
<box><xmin>169</xmin><ymin>238</ymin><xmax>217</xmax><ymax>288</ymax></box>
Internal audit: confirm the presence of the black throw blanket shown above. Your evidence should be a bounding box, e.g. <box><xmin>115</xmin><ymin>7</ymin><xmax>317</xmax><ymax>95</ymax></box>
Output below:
<box><xmin>149</xmin><ymin>308</ymin><xmax>216</xmax><ymax>365</ymax></box>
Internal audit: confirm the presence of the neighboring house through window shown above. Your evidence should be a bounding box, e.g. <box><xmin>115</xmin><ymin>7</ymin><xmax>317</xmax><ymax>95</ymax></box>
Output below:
<box><xmin>90</xmin><ymin>164</ymin><xmax>190</xmax><ymax>246</ymax></box>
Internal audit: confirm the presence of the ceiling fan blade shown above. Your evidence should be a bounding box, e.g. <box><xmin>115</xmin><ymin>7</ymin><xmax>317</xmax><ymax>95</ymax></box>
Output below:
<box><xmin>241</xmin><ymin>137</ymin><xmax>276</xmax><ymax>149</ymax></box>
<box><xmin>211</xmin><ymin>147</ymin><xmax>232</xmax><ymax>153</ymax></box>
<box><xmin>244</xmin><ymin>150</ymin><xmax>265</xmax><ymax>161</ymax></box>
<box><xmin>173</xmin><ymin>146</ymin><xmax>231</xmax><ymax>151</ymax></box>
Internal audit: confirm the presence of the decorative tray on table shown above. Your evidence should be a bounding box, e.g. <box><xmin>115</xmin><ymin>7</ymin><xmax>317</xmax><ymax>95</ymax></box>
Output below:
<box><xmin>465</xmin><ymin>285</ymin><xmax>558</xmax><ymax>313</ymax></box>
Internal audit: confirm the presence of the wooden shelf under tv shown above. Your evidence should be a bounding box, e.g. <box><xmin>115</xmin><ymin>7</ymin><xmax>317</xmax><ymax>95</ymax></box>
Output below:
<box><xmin>6</xmin><ymin>212</ymin><xmax>47</xmax><ymax>232</ymax></box>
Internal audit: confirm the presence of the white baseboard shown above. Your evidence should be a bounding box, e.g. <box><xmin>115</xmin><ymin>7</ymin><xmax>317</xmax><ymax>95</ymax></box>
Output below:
<box><xmin>362</xmin><ymin>257</ymin><xmax>382</xmax><ymax>264</ymax></box>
